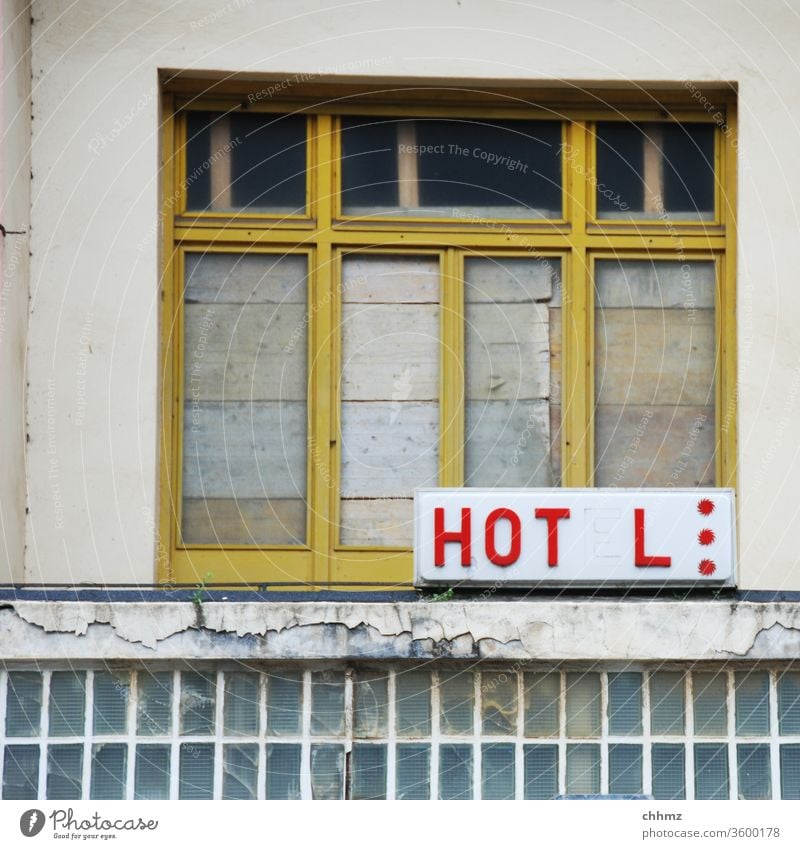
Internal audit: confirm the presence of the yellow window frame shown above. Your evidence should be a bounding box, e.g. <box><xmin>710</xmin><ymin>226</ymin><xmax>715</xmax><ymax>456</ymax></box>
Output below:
<box><xmin>158</xmin><ymin>86</ymin><xmax>737</xmax><ymax>590</ymax></box>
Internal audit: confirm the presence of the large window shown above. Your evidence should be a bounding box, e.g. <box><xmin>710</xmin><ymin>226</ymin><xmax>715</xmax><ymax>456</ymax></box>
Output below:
<box><xmin>159</xmin><ymin>86</ymin><xmax>736</xmax><ymax>587</ymax></box>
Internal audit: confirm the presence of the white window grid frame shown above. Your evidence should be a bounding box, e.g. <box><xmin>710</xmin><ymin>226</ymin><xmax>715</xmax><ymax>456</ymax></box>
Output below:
<box><xmin>0</xmin><ymin>663</ymin><xmax>798</xmax><ymax>800</ymax></box>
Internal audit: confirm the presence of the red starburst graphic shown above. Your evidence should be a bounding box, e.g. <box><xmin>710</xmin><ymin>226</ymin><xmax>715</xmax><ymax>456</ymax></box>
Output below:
<box><xmin>697</xmin><ymin>498</ymin><xmax>715</xmax><ymax>516</ymax></box>
<box><xmin>698</xmin><ymin>558</ymin><xmax>717</xmax><ymax>576</ymax></box>
<box><xmin>698</xmin><ymin>528</ymin><xmax>716</xmax><ymax>546</ymax></box>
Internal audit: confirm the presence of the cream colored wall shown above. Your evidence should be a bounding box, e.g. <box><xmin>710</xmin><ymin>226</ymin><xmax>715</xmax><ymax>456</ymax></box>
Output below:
<box><xmin>0</xmin><ymin>0</ymin><xmax>31</xmax><ymax>583</ymax></box>
<box><xmin>23</xmin><ymin>0</ymin><xmax>800</xmax><ymax>588</ymax></box>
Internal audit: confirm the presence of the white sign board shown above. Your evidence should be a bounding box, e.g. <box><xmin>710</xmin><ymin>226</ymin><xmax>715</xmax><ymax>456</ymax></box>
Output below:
<box><xmin>414</xmin><ymin>488</ymin><xmax>736</xmax><ymax>587</ymax></box>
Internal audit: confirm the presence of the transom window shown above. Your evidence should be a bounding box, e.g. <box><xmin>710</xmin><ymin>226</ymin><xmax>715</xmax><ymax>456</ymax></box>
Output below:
<box><xmin>159</xmin><ymin>85</ymin><xmax>736</xmax><ymax>587</ymax></box>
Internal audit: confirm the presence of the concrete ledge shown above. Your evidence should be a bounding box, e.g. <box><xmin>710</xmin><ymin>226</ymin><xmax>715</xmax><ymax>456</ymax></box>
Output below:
<box><xmin>1</xmin><ymin>600</ymin><xmax>799</xmax><ymax>661</ymax></box>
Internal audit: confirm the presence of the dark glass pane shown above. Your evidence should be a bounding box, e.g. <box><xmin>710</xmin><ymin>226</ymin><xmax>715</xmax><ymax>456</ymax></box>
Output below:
<box><xmin>266</xmin><ymin>743</ymin><xmax>301</xmax><ymax>800</ymax></box>
<box><xmin>134</xmin><ymin>745</ymin><xmax>170</xmax><ymax>800</ymax></box>
<box><xmin>608</xmin><ymin>744</ymin><xmax>643</xmax><ymax>795</ymax></box>
<box><xmin>2</xmin><ymin>745</ymin><xmax>39</xmax><ymax>799</ymax></box>
<box><xmin>694</xmin><ymin>743</ymin><xmax>729</xmax><ymax>800</ymax></box>
<box><xmin>341</xmin><ymin>117</ymin><xmax>562</xmax><ymax>219</ymax></box>
<box><xmin>186</xmin><ymin>112</ymin><xmax>306</xmax><ymax>214</ymax></box>
<box><xmin>46</xmin><ymin>744</ymin><xmax>83</xmax><ymax>800</ymax></box>
<box><xmin>90</xmin><ymin>743</ymin><xmax>127</xmax><ymax>800</ymax></box>
<box><xmin>352</xmin><ymin>743</ymin><xmax>387</xmax><ymax>800</ymax></box>
<box><xmin>524</xmin><ymin>744</ymin><xmax>558</xmax><ymax>799</ymax></box>
<box><xmin>596</xmin><ymin>122</ymin><xmax>714</xmax><ymax>220</ymax></box>
<box><xmin>179</xmin><ymin>743</ymin><xmax>214</xmax><ymax>800</ymax></box>
<box><xmin>652</xmin><ymin>744</ymin><xmax>685</xmax><ymax>800</ymax></box>
<box><xmin>439</xmin><ymin>744</ymin><xmax>472</xmax><ymax>800</ymax></box>
<box><xmin>49</xmin><ymin>672</ymin><xmax>86</xmax><ymax>737</ymax></box>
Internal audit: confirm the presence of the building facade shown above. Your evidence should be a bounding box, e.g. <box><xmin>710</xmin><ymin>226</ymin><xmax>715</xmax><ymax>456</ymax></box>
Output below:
<box><xmin>1</xmin><ymin>0</ymin><xmax>800</xmax><ymax>800</ymax></box>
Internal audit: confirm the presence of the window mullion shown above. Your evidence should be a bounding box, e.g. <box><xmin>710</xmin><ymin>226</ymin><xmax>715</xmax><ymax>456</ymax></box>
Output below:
<box><xmin>441</xmin><ymin>248</ymin><xmax>464</xmax><ymax>487</ymax></box>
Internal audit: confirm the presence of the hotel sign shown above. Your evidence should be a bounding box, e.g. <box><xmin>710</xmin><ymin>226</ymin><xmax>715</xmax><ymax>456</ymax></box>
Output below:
<box><xmin>414</xmin><ymin>488</ymin><xmax>736</xmax><ymax>587</ymax></box>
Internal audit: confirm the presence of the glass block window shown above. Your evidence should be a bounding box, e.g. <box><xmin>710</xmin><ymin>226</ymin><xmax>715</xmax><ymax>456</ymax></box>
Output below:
<box><xmin>3</xmin><ymin>666</ymin><xmax>800</xmax><ymax>800</ymax></box>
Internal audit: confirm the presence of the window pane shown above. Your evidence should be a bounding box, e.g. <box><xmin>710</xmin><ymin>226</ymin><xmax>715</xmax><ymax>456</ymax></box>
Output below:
<box><xmin>90</xmin><ymin>743</ymin><xmax>126</xmax><ymax>800</ymax></box>
<box><xmin>566</xmin><ymin>744</ymin><xmax>600</xmax><ymax>795</ymax></box>
<box><xmin>481</xmin><ymin>672</ymin><xmax>517</xmax><ymax>736</ymax></box>
<box><xmin>49</xmin><ymin>671</ymin><xmax>86</xmax><ymax>737</ymax></box>
<box><xmin>608</xmin><ymin>673</ymin><xmax>642</xmax><ymax>735</ymax></box>
<box><xmin>465</xmin><ymin>257</ymin><xmax>561</xmax><ymax>487</ymax></box>
<box><xmin>609</xmin><ymin>744</ymin><xmax>643</xmax><ymax>795</ymax></box>
<box><xmin>267</xmin><ymin>672</ymin><xmax>303</xmax><ymax>736</ymax></box>
<box><xmin>395</xmin><ymin>670</ymin><xmax>431</xmax><ymax>737</ymax></box>
<box><xmin>353</xmin><ymin>671</ymin><xmax>388</xmax><ymax>738</ymax></box>
<box><xmin>481</xmin><ymin>743</ymin><xmax>515</xmax><ymax>799</ymax></box>
<box><xmin>93</xmin><ymin>672</ymin><xmax>129</xmax><ymax>735</ymax></box>
<box><xmin>223</xmin><ymin>744</ymin><xmax>258</xmax><ymax>800</ymax></box>
<box><xmin>2</xmin><ymin>745</ymin><xmax>39</xmax><ymax>799</ymax></box>
<box><xmin>595</xmin><ymin>122</ymin><xmax>714</xmax><ymax>220</ymax></box>
<box><xmin>266</xmin><ymin>743</ymin><xmax>302</xmax><ymax>800</ymax></box>
<box><xmin>779</xmin><ymin>672</ymin><xmax>800</xmax><ymax>735</ymax></box>
<box><xmin>137</xmin><ymin>672</ymin><xmax>172</xmax><ymax>736</ymax></box>
<box><xmin>735</xmin><ymin>672</ymin><xmax>770</xmax><ymax>736</ymax></box>
<box><xmin>47</xmin><ymin>744</ymin><xmax>83</xmax><ymax>800</ymax></box>
<box><xmin>524</xmin><ymin>744</ymin><xmax>558</xmax><ymax>799</ymax></box>
<box><xmin>737</xmin><ymin>744</ymin><xmax>771</xmax><ymax>800</ymax></box>
<box><xmin>352</xmin><ymin>743</ymin><xmax>388</xmax><ymax>800</ymax></box>
<box><xmin>223</xmin><ymin>672</ymin><xmax>259</xmax><ymax>737</ymax></box>
<box><xmin>310</xmin><ymin>671</ymin><xmax>345</xmax><ymax>736</ymax></box>
<box><xmin>566</xmin><ymin>673</ymin><xmax>601</xmax><ymax>737</ymax></box>
<box><xmin>339</xmin><ymin>255</ymin><xmax>439</xmax><ymax>545</ymax></box>
<box><xmin>650</xmin><ymin>672</ymin><xmax>685</xmax><ymax>735</ymax></box>
<box><xmin>524</xmin><ymin>672</ymin><xmax>560</xmax><ymax>737</ymax></box>
<box><xmin>179</xmin><ymin>743</ymin><xmax>214</xmax><ymax>800</ymax></box>
<box><xmin>134</xmin><ymin>745</ymin><xmax>170</xmax><ymax>800</ymax></box>
<box><xmin>185</xmin><ymin>112</ymin><xmax>306</xmax><ymax>214</ymax></box>
<box><xmin>180</xmin><ymin>673</ymin><xmax>216</xmax><ymax>736</ymax></box>
<box><xmin>780</xmin><ymin>745</ymin><xmax>800</xmax><ymax>800</ymax></box>
<box><xmin>396</xmin><ymin>743</ymin><xmax>430</xmax><ymax>800</ymax></box>
<box><xmin>439</xmin><ymin>744</ymin><xmax>473</xmax><ymax>800</ymax></box>
<box><xmin>594</xmin><ymin>260</ymin><xmax>716</xmax><ymax>487</ymax></box>
<box><xmin>341</xmin><ymin>117</ymin><xmax>562</xmax><ymax>219</ymax></box>
<box><xmin>694</xmin><ymin>743</ymin><xmax>729</xmax><ymax>800</ymax></box>
<box><xmin>652</xmin><ymin>743</ymin><xmax>685</xmax><ymax>800</ymax></box>
<box><xmin>181</xmin><ymin>252</ymin><xmax>308</xmax><ymax>545</ymax></box>
<box><xmin>6</xmin><ymin>672</ymin><xmax>42</xmax><ymax>737</ymax></box>
<box><xmin>693</xmin><ymin>672</ymin><xmax>728</xmax><ymax>736</ymax></box>
<box><xmin>440</xmin><ymin>671</ymin><xmax>474</xmax><ymax>735</ymax></box>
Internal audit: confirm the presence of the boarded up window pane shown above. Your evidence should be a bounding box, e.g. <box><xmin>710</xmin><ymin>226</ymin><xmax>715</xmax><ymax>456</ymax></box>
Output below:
<box><xmin>340</xmin><ymin>255</ymin><xmax>439</xmax><ymax>545</ymax></box>
<box><xmin>465</xmin><ymin>257</ymin><xmax>561</xmax><ymax>486</ymax></box>
<box><xmin>594</xmin><ymin>260</ymin><xmax>716</xmax><ymax>487</ymax></box>
<box><xmin>185</xmin><ymin>112</ymin><xmax>306</xmax><ymax>214</ymax></box>
<box><xmin>49</xmin><ymin>672</ymin><xmax>86</xmax><ymax>737</ymax></box>
<box><xmin>181</xmin><ymin>252</ymin><xmax>308</xmax><ymax>545</ymax></box>
<box><xmin>595</xmin><ymin>122</ymin><xmax>714</xmax><ymax>221</ymax></box>
<box><xmin>341</xmin><ymin>117</ymin><xmax>562</xmax><ymax>219</ymax></box>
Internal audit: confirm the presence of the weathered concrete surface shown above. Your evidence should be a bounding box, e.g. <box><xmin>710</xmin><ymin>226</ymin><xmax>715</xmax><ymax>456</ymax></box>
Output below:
<box><xmin>1</xmin><ymin>600</ymin><xmax>799</xmax><ymax>661</ymax></box>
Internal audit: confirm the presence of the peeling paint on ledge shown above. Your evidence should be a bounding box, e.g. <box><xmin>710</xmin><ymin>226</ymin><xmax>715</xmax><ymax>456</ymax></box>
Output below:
<box><xmin>1</xmin><ymin>601</ymin><xmax>800</xmax><ymax>661</ymax></box>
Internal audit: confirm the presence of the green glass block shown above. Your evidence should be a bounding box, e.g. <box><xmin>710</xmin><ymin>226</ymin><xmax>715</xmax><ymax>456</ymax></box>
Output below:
<box><xmin>481</xmin><ymin>743</ymin><xmax>515</xmax><ymax>799</ymax></box>
<box><xmin>136</xmin><ymin>671</ymin><xmax>172</xmax><ymax>735</ymax></box>
<box><xmin>694</xmin><ymin>744</ymin><xmax>729</xmax><ymax>800</ymax></box>
<box><xmin>693</xmin><ymin>672</ymin><xmax>727</xmax><ymax>736</ymax></box>
<box><xmin>93</xmin><ymin>671</ymin><xmax>129</xmax><ymax>735</ymax></box>
<box><xmin>134</xmin><ymin>745</ymin><xmax>170</xmax><ymax>800</ymax></box>
<box><xmin>179</xmin><ymin>672</ymin><xmax>215</xmax><ymax>736</ymax></box>
<box><xmin>223</xmin><ymin>744</ymin><xmax>258</xmax><ymax>800</ymax></box>
<box><xmin>524</xmin><ymin>744</ymin><xmax>558</xmax><ymax>799</ymax></box>
<box><xmin>6</xmin><ymin>672</ymin><xmax>42</xmax><ymax>737</ymax></box>
<box><xmin>267</xmin><ymin>672</ymin><xmax>302</xmax><ymax>736</ymax></box>
<box><xmin>90</xmin><ymin>743</ymin><xmax>127</xmax><ymax>800</ymax></box>
<box><xmin>310</xmin><ymin>744</ymin><xmax>344</xmax><ymax>800</ymax></box>
<box><xmin>524</xmin><ymin>673</ymin><xmax>560</xmax><ymax>737</ymax></box>
<box><xmin>223</xmin><ymin>672</ymin><xmax>259</xmax><ymax>736</ymax></box>
<box><xmin>608</xmin><ymin>673</ymin><xmax>642</xmax><ymax>735</ymax></box>
<box><xmin>439</xmin><ymin>744</ymin><xmax>472</xmax><ymax>800</ymax></box>
<box><xmin>609</xmin><ymin>744</ymin><xmax>642</xmax><ymax>794</ymax></box>
<box><xmin>735</xmin><ymin>672</ymin><xmax>769</xmax><ymax>736</ymax></box>
<box><xmin>481</xmin><ymin>673</ymin><xmax>517</xmax><ymax>736</ymax></box>
<box><xmin>440</xmin><ymin>671</ymin><xmax>474</xmax><ymax>735</ymax></box>
<box><xmin>352</xmin><ymin>743</ymin><xmax>387</xmax><ymax>800</ymax></box>
<box><xmin>566</xmin><ymin>673</ymin><xmax>601</xmax><ymax>737</ymax></box>
<box><xmin>651</xmin><ymin>744</ymin><xmax>685</xmax><ymax>800</ymax></box>
<box><xmin>395</xmin><ymin>671</ymin><xmax>431</xmax><ymax>737</ymax></box>
<box><xmin>266</xmin><ymin>743</ymin><xmax>301</xmax><ymax>799</ymax></box>
<box><xmin>650</xmin><ymin>672</ymin><xmax>685</xmax><ymax>735</ymax></box>
<box><xmin>179</xmin><ymin>743</ymin><xmax>214</xmax><ymax>800</ymax></box>
<box><xmin>49</xmin><ymin>672</ymin><xmax>86</xmax><ymax>737</ymax></box>
<box><xmin>311</xmin><ymin>672</ymin><xmax>345</xmax><ymax>736</ymax></box>
<box><xmin>396</xmin><ymin>744</ymin><xmax>430</xmax><ymax>800</ymax></box>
